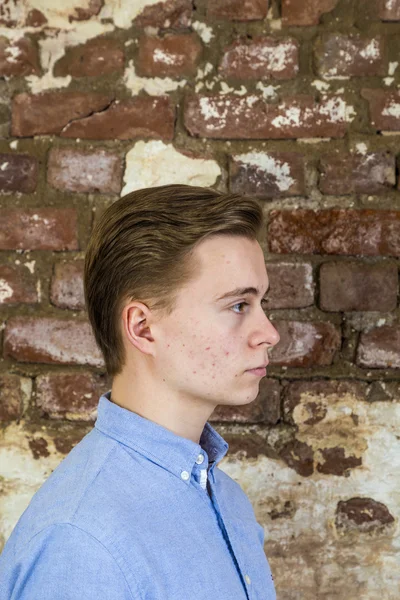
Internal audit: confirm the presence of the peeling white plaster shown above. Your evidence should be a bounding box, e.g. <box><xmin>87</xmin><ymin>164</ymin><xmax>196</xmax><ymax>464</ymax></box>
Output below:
<box><xmin>312</xmin><ymin>80</ymin><xmax>330</xmax><ymax>92</ymax></box>
<box><xmin>26</xmin><ymin>21</ymin><xmax>114</xmax><ymax>93</ymax></box>
<box><xmin>24</xmin><ymin>260</ymin><xmax>35</xmax><ymax>274</ymax></box>
<box><xmin>384</xmin><ymin>77</ymin><xmax>395</xmax><ymax>86</ymax></box>
<box><xmin>255</xmin><ymin>82</ymin><xmax>278</xmax><ymax>99</ymax></box>
<box><xmin>191</xmin><ymin>21</ymin><xmax>214</xmax><ymax>44</ymax></box>
<box><xmin>389</xmin><ymin>61</ymin><xmax>398</xmax><ymax>75</ymax></box>
<box><xmin>234</xmin><ymin>152</ymin><xmax>295</xmax><ymax>191</ymax></box>
<box><xmin>272</xmin><ymin>107</ymin><xmax>301</xmax><ymax>129</ymax></box>
<box><xmin>153</xmin><ymin>48</ymin><xmax>175</xmax><ymax>65</ymax></box>
<box><xmin>9</xmin><ymin>141</ymin><xmax>18</xmax><ymax>150</ymax></box>
<box><xmin>359</xmin><ymin>39</ymin><xmax>380</xmax><ymax>61</ymax></box>
<box><xmin>355</xmin><ymin>143</ymin><xmax>368</xmax><ymax>155</ymax></box>
<box><xmin>195</xmin><ymin>62</ymin><xmax>214</xmax><ymax>80</ymax></box>
<box><xmin>219</xmin><ymin>82</ymin><xmax>247</xmax><ymax>95</ymax></box>
<box><xmin>123</xmin><ymin>60</ymin><xmax>186</xmax><ymax>95</ymax></box>
<box><xmin>122</xmin><ymin>141</ymin><xmax>221</xmax><ymax>195</ymax></box>
<box><xmin>0</xmin><ymin>280</ymin><xmax>13</xmax><ymax>302</ymax></box>
<box><xmin>382</xmin><ymin>102</ymin><xmax>400</xmax><ymax>118</ymax></box>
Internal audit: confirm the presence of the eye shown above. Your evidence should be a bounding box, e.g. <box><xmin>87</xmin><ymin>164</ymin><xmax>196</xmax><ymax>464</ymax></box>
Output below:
<box><xmin>231</xmin><ymin>301</ymin><xmax>249</xmax><ymax>314</ymax></box>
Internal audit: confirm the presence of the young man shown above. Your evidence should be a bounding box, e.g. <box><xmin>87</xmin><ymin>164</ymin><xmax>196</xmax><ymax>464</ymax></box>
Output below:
<box><xmin>0</xmin><ymin>184</ymin><xmax>280</xmax><ymax>599</ymax></box>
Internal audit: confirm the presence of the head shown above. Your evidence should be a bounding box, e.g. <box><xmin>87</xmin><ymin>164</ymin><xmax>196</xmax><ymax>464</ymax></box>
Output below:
<box><xmin>84</xmin><ymin>184</ymin><xmax>280</xmax><ymax>407</ymax></box>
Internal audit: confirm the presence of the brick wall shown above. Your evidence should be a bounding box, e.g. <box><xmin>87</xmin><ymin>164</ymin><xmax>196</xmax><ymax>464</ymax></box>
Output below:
<box><xmin>0</xmin><ymin>1</ymin><xmax>400</xmax><ymax>598</ymax></box>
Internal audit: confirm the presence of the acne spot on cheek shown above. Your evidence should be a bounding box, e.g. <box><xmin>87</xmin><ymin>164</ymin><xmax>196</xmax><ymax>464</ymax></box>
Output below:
<box><xmin>193</xmin><ymin>371</ymin><xmax>197</xmax><ymax>374</ymax></box>
<box><xmin>205</xmin><ymin>347</ymin><xmax>210</xmax><ymax>350</ymax></box>
<box><xmin>225</xmin><ymin>351</ymin><xmax>230</xmax><ymax>356</ymax></box>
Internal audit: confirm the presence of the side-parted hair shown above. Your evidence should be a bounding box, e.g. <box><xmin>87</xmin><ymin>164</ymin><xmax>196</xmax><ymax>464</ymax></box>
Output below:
<box><xmin>84</xmin><ymin>184</ymin><xmax>264</xmax><ymax>377</ymax></box>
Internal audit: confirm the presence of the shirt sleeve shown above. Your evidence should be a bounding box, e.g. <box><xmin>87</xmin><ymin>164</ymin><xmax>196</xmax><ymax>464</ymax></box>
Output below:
<box><xmin>9</xmin><ymin>523</ymin><xmax>136</xmax><ymax>600</ymax></box>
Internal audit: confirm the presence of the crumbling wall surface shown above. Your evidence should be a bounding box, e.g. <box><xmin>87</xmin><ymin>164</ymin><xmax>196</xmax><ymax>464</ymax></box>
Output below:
<box><xmin>0</xmin><ymin>1</ymin><xmax>400</xmax><ymax>598</ymax></box>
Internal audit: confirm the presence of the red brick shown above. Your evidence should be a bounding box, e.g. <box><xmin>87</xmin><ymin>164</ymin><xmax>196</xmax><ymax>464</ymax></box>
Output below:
<box><xmin>379</xmin><ymin>0</ymin><xmax>400</xmax><ymax>20</ymax></box>
<box><xmin>264</xmin><ymin>262</ymin><xmax>314</xmax><ymax>309</ymax></box>
<box><xmin>357</xmin><ymin>325</ymin><xmax>400</xmax><ymax>368</ymax></box>
<box><xmin>25</xmin><ymin>9</ymin><xmax>47</xmax><ymax>27</ymax></box>
<box><xmin>4</xmin><ymin>317</ymin><xmax>104</xmax><ymax>367</ymax></box>
<box><xmin>283</xmin><ymin>380</ymin><xmax>367</xmax><ymax>425</ymax></box>
<box><xmin>315</xmin><ymin>34</ymin><xmax>385</xmax><ymax>78</ymax></box>
<box><xmin>0</xmin><ymin>153</ymin><xmax>38</xmax><ymax>193</ymax></box>
<box><xmin>60</xmin><ymin>97</ymin><xmax>175</xmax><ymax>141</ymax></box>
<box><xmin>320</xmin><ymin>261</ymin><xmax>398</xmax><ymax>312</ymax></box>
<box><xmin>207</xmin><ymin>0</ymin><xmax>268</xmax><ymax>20</ymax></box>
<box><xmin>336</xmin><ymin>498</ymin><xmax>395</xmax><ymax>534</ymax></box>
<box><xmin>0</xmin><ymin>208</ymin><xmax>78</xmax><ymax>251</ymax></box>
<box><xmin>219</xmin><ymin>37</ymin><xmax>299</xmax><ymax>80</ymax></box>
<box><xmin>184</xmin><ymin>94</ymin><xmax>350</xmax><ymax>139</ymax></box>
<box><xmin>47</xmin><ymin>148</ymin><xmax>122</xmax><ymax>194</ymax></box>
<box><xmin>229</xmin><ymin>151</ymin><xmax>305</xmax><ymax>197</ymax></box>
<box><xmin>282</xmin><ymin>0</ymin><xmax>339</xmax><ymax>25</ymax></box>
<box><xmin>134</xmin><ymin>0</ymin><xmax>192</xmax><ymax>28</ymax></box>
<box><xmin>269</xmin><ymin>320</ymin><xmax>341</xmax><ymax>367</ymax></box>
<box><xmin>268</xmin><ymin>210</ymin><xmax>400</xmax><ymax>257</ymax></box>
<box><xmin>136</xmin><ymin>33</ymin><xmax>202</xmax><ymax>78</ymax></box>
<box><xmin>0</xmin><ymin>36</ymin><xmax>40</xmax><ymax>77</ymax></box>
<box><xmin>319</xmin><ymin>152</ymin><xmax>395</xmax><ymax>195</ymax></box>
<box><xmin>211</xmin><ymin>378</ymin><xmax>281</xmax><ymax>424</ymax></box>
<box><xmin>36</xmin><ymin>372</ymin><xmax>109</xmax><ymax>420</ymax></box>
<box><xmin>53</xmin><ymin>38</ymin><xmax>124</xmax><ymax>78</ymax></box>
<box><xmin>50</xmin><ymin>261</ymin><xmax>85</xmax><ymax>310</ymax></box>
<box><xmin>11</xmin><ymin>92</ymin><xmax>113</xmax><ymax>137</ymax></box>
<box><xmin>362</xmin><ymin>89</ymin><xmax>400</xmax><ymax>131</ymax></box>
<box><xmin>0</xmin><ymin>264</ymin><xmax>39</xmax><ymax>304</ymax></box>
<box><xmin>0</xmin><ymin>374</ymin><xmax>27</xmax><ymax>421</ymax></box>
<box><xmin>69</xmin><ymin>0</ymin><xmax>102</xmax><ymax>21</ymax></box>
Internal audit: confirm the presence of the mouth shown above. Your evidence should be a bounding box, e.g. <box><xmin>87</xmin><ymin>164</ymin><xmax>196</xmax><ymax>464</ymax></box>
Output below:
<box><xmin>246</xmin><ymin>363</ymin><xmax>268</xmax><ymax>376</ymax></box>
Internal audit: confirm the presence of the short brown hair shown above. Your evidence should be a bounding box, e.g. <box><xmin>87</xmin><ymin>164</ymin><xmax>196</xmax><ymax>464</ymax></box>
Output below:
<box><xmin>84</xmin><ymin>184</ymin><xmax>264</xmax><ymax>377</ymax></box>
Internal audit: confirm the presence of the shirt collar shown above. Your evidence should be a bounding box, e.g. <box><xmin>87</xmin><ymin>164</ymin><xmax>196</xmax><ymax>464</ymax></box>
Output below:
<box><xmin>94</xmin><ymin>392</ymin><xmax>229</xmax><ymax>485</ymax></box>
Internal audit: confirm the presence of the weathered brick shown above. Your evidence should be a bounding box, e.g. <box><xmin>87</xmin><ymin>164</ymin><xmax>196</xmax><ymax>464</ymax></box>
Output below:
<box><xmin>0</xmin><ymin>208</ymin><xmax>78</xmax><ymax>251</ymax></box>
<box><xmin>4</xmin><ymin>317</ymin><xmax>104</xmax><ymax>367</ymax></box>
<box><xmin>264</xmin><ymin>262</ymin><xmax>314</xmax><ymax>309</ymax></box>
<box><xmin>0</xmin><ymin>36</ymin><xmax>40</xmax><ymax>77</ymax></box>
<box><xmin>357</xmin><ymin>325</ymin><xmax>400</xmax><ymax>368</ymax></box>
<box><xmin>60</xmin><ymin>97</ymin><xmax>175</xmax><ymax>141</ymax></box>
<box><xmin>379</xmin><ymin>0</ymin><xmax>400</xmax><ymax>20</ymax></box>
<box><xmin>11</xmin><ymin>92</ymin><xmax>113</xmax><ymax>137</ymax></box>
<box><xmin>184</xmin><ymin>95</ymin><xmax>351</xmax><ymax>139</ymax></box>
<box><xmin>47</xmin><ymin>148</ymin><xmax>122</xmax><ymax>194</ymax></box>
<box><xmin>268</xmin><ymin>210</ymin><xmax>400</xmax><ymax>257</ymax></box>
<box><xmin>53</xmin><ymin>38</ymin><xmax>124</xmax><ymax>78</ymax></box>
<box><xmin>69</xmin><ymin>0</ymin><xmax>102</xmax><ymax>21</ymax></box>
<box><xmin>283</xmin><ymin>380</ymin><xmax>367</xmax><ymax>425</ymax></box>
<box><xmin>316</xmin><ymin>447</ymin><xmax>362</xmax><ymax>476</ymax></box>
<box><xmin>0</xmin><ymin>374</ymin><xmax>28</xmax><ymax>421</ymax></box>
<box><xmin>367</xmin><ymin>380</ymin><xmax>400</xmax><ymax>402</ymax></box>
<box><xmin>50</xmin><ymin>261</ymin><xmax>85</xmax><ymax>310</ymax></box>
<box><xmin>279</xmin><ymin>439</ymin><xmax>314</xmax><ymax>477</ymax></box>
<box><xmin>362</xmin><ymin>89</ymin><xmax>400</xmax><ymax>131</ymax></box>
<box><xmin>282</xmin><ymin>0</ymin><xmax>339</xmax><ymax>25</ymax></box>
<box><xmin>315</xmin><ymin>35</ymin><xmax>385</xmax><ymax>78</ymax></box>
<box><xmin>0</xmin><ymin>153</ymin><xmax>38</xmax><ymax>193</ymax></box>
<box><xmin>270</xmin><ymin>320</ymin><xmax>341</xmax><ymax>367</ymax></box>
<box><xmin>211</xmin><ymin>378</ymin><xmax>280</xmax><ymax>424</ymax></box>
<box><xmin>207</xmin><ymin>0</ymin><xmax>268</xmax><ymax>20</ymax></box>
<box><xmin>336</xmin><ymin>497</ymin><xmax>395</xmax><ymax>535</ymax></box>
<box><xmin>136</xmin><ymin>34</ymin><xmax>202</xmax><ymax>78</ymax></box>
<box><xmin>0</xmin><ymin>264</ymin><xmax>39</xmax><ymax>304</ymax></box>
<box><xmin>320</xmin><ymin>261</ymin><xmax>398</xmax><ymax>312</ymax></box>
<box><xmin>25</xmin><ymin>9</ymin><xmax>47</xmax><ymax>27</ymax></box>
<box><xmin>219</xmin><ymin>37</ymin><xmax>299</xmax><ymax>80</ymax></box>
<box><xmin>229</xmin><ymin>151</ymin><xmax>305</xmax><ymax>198</ymax></box>
<box><xmin>319</xmin><ymin>152</ymin><xmax>395</xmax><ymax>195</ymax></box>
<box><xmin>134</xmin><ymin>0</ymin><xmax>192</xmax><ymax>28</ymax></box>
<box><xmin>36</xmin><ymin>372</ymin><xmax>109</xmax><ymax>420</ymax></box>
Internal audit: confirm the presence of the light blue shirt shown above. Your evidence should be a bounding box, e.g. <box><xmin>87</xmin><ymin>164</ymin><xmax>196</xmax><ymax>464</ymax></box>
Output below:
<box><xmin>0</xmin><ymin>391</ymin><xmax>276</xmax><ymax>599</ymax></box>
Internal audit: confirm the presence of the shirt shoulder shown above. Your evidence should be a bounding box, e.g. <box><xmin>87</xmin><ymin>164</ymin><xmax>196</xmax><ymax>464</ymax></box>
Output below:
<box><xmin>0</xmin><ymin>522</ymin><xmax>141</xmax><ymax>600</ymax></box>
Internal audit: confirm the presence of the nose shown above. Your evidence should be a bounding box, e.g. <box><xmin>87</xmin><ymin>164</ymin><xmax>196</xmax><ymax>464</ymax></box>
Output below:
<box><xmin>264</xmin><ymin>316</ymin><xmax>280</xmax><ymax>348</ymax></box>
<box><xmin>251</xmin><ymin>310</ymin><xmax>280</xmax><ymax>349</ymax></box>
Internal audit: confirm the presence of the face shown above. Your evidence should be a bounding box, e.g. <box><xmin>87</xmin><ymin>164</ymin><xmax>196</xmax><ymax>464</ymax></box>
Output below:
<box><xmin>152</xmin><ymin>235</ymin><xmax>280</xmax><ymax>409</ymax></box>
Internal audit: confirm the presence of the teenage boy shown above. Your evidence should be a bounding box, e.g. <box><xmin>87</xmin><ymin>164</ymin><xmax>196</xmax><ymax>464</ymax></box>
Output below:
<box><xmin>0</xmin><ymin>184</ymin><xmax>280</xmax><ymax>599</ymax></box>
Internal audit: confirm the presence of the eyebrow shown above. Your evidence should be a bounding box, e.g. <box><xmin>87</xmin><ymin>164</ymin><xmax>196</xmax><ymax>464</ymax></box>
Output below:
<box><xmin>215</xmin><ymin>285</ymin><xmax>270</xmax><ymax>302</ymax></box>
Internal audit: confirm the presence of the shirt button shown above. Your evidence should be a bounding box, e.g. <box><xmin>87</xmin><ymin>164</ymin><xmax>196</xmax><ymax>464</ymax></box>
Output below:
<box><xmin>181</xmin><ymin>470</ymin><xmax>190</xmax><ymax>481</ymax></box>
<box><xmin>196</xmin><ymin>453</ymin><xmax>204</xmax><ymax>464</ymax></box>
<box><xmin>245</xmin><ymin>574</ymin><xmax>251</xmax><ymax>585</ymax></box>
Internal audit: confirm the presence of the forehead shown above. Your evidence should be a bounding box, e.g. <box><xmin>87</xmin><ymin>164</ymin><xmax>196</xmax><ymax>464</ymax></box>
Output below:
<box><xmin>189</xmin><ymin>235</ymin><xmax>268</xmax><ymax>293</ymax></box>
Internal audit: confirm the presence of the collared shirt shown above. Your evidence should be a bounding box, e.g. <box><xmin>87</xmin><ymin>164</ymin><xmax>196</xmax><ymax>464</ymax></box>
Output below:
<box><xmin>0</xmin><ymin>392</ymin><xmax>276</xmax><ymax>600</ymax></box>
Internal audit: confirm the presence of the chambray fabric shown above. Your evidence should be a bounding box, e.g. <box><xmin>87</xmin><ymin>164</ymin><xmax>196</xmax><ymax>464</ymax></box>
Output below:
<box><xmin>0</xmin><ymin>391</ymin><xmax>276</xmax><ymax>600</ymax></box>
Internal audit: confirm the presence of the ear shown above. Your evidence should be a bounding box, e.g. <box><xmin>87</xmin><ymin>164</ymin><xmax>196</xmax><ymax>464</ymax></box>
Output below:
<box><xmin>122</xmin><ymin>301</ymin><xmax>155</xmax><ymax>356</ymax></box>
